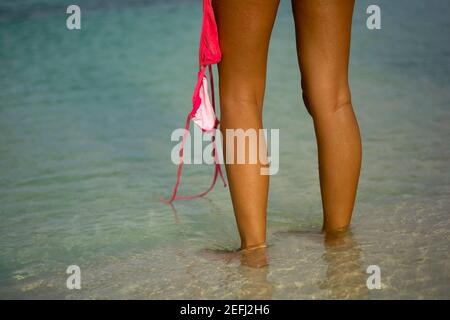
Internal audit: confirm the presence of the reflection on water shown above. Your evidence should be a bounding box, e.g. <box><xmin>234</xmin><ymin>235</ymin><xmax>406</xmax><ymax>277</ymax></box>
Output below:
<box><xmin>196</xmin><ymin>230</ymin><xmax>370</xmax><ymax>300</ymax></box>
<box><xmin>319</xmin><ymin>230</ymin><xmax>368</xmax><ymax>299</ymax></box>
<box><xmin>237</xmin><ymin>264</ymin><xmax>273</xmax><ymax>300</ymax></box>
<box><xmin>271</xmin><ymin>228</ymin><xmax>369</xmax><ymax>299</ymax></box>
<box><xmin>168</xmin><ymin>202</ymin><xmax>181</xmax><ymax>224</ymax></box>
<box><xmin>197</xmin><ymin>245</ymin><xmax>272</xmax><ymax>299</ymax></box>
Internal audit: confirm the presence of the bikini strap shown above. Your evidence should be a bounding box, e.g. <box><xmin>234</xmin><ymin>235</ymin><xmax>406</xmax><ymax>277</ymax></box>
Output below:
<box><xmin>161</xmin><ymin>65</ymin><xmax>226</xmax><ymax>204</ymax></box>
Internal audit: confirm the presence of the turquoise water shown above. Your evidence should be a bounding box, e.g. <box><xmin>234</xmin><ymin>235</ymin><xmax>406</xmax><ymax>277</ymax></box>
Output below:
<box><xmin>0</xmin><ymin>0</ymin><xmax>449</xmax><ymax>299</ymax></box>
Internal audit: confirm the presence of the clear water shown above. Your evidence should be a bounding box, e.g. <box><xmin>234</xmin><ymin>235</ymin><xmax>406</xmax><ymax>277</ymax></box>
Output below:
<box><xmin>0</xmin><ymin>0</ymin><xmax>449</xmax><ymax>299</ymax></box>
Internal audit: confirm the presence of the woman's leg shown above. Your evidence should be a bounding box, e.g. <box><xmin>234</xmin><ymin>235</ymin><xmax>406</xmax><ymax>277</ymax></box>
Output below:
<box><xmin>291</xmin><ymin>0</ymin><xmax>362</xmax><ymax>232</ymax></box>
<box><xmin>213</xmin><ymin>0</ymin><xmax>280</xmax><ymax>249</ymax></box>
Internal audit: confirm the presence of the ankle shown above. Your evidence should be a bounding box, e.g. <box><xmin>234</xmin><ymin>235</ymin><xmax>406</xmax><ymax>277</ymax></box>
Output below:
<box><xmin>322</xmin><ymin>222</ymin><xmax>350</xmax><ymax>234</ymax></box>
<box><xmin>240</xmin><ymin>242</ymin><xmax>267</xmax><ymax>252</ymax></box>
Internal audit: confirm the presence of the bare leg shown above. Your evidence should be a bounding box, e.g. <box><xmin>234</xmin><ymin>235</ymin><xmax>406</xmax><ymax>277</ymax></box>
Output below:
<box><xmin>291</xmin><ymin>0</ymin><xmax>362</xmax><ymax>232</ymax></box>
<box><xmin>213</xmin><ymin>0</ymin><xmax>280</xmax><ymax>249</ymax></box>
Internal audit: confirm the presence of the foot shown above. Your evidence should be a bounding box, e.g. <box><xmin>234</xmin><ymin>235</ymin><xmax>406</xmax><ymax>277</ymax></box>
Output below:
<box><xmin>239</xmin><ymin>243</ymin><xmax>269</xmax><ymax>268</ymax></box>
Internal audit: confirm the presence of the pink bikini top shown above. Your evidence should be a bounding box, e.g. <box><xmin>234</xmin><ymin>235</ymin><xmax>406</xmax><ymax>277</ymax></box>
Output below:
<box><xmin>162</xmin><ymin>0</ymin><xmax>227</xmax><ymax>204</ymax></box>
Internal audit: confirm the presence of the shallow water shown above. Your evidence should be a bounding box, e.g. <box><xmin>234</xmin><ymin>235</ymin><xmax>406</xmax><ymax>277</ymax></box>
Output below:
<box><xmin>0</xmin><ymin>0</ymin><xmax>449</xmax><ymax>299</ymax></box>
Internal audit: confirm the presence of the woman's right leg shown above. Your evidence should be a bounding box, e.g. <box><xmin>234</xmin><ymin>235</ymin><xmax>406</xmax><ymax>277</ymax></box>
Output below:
<box><xmin>291</xmin><ymin>0</ymin><xmax>362</xmax><ymax>232</ymax></box>
<box><xmin>212</xmin><ymin>0</ymin><xmax>280</xmax><ymax>249</ymax></box>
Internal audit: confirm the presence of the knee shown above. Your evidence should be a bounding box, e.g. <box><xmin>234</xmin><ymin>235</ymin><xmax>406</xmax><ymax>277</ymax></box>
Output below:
<box><xmin>220</xmin><ymin>93</ymin><xmax>263</xmax><ymax>125</ymax></box>
<box><xmin>301</xmin><ymin>84</ymin><xmax>352</xmax><ymax>119</ymax></box>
